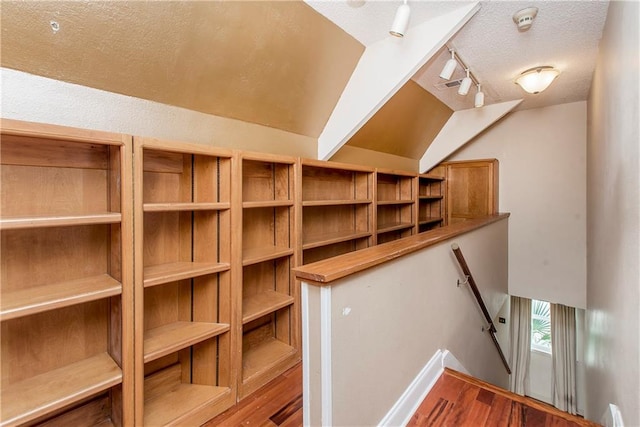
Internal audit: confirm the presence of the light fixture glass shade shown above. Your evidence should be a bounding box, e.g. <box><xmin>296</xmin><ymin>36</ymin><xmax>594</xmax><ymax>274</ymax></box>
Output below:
<box><xmin>515</xmin><ymin>66</ymin><xmax>560</xmax><ymax>94</ymax></box>
<box><xmin>458</xmin><ymin>75</ymin><xmax>472</xmax><ymax>96</ymax></box>
<box><xmin>389</xmin><ymin>2</ymin><xmax>410</xmax><ymax>37</ymax></box>
<box><xmin>440</xmin><ymin>58</ymin><xmax>457</xmax><ymax>80</ymax></box>
<box><xmin>474</xmin><ymin>86</ymin><xmax>485</xmax><ymax>108</ymax></box>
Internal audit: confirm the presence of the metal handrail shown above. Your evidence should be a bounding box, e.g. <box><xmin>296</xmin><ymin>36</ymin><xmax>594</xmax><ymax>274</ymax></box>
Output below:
<box><xmin>451</xmin><ymin>243</ymin><xmax>512</xmax><ymax>375</ymax></box>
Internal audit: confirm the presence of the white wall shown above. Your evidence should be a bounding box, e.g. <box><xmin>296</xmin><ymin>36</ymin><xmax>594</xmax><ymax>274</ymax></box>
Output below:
<box><xmin>302</xmin><ymin>219</ymin><xmax>510</xmax><ymax>426</ymax></box>
<box><xmin>448</xmin><ymin>102</ymin><xmax>587</xmax><ymax>309</ymax></box>
<box><xmin>585</xmin><ymin>1</ymin><xmax>640</xmax><ymax>424</ymax></box>
<box><xmin>0</xmin><ymin>68</ymin><xmax>317</xmax><ymax>158</ymax></box>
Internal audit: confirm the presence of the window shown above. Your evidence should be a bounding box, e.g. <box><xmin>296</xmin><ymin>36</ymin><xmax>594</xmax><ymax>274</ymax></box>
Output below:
<box><xmin>531</xmin><ymin>299</ymin><xmax>551</xmax><ymax>353</ymax></box>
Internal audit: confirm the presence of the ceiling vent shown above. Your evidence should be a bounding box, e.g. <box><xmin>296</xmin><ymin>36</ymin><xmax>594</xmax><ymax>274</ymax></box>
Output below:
<box><xmin>434</xmin><ymin>78</ymin><xmax>464</xmax><ymax>91</ymax></box>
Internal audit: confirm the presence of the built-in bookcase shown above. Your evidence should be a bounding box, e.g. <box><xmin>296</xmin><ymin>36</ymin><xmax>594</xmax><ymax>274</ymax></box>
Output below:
<box><xmin>0</xmin><ymin>119</ymin><xmax>133</xmax><ymax>426</ymax></box>
<box><xmin>418</xmin><ymin>173</ymin><xmax>446</xmax><ymax>232</ymax></box>
<box><xmin>236</xmin><ymin>153</ymin><xmax>299</xmax><ymax>398</ymax></box>
<box><xmin>298</xmin><ymin>159</ymin><xmax>374</xmax><ymax>265</ymax></box>
<box><xmin>133</xmin><ymin>138</ymin><xmax>235</xmax><ymax>425</ymax></box>
<box><xmin>375</xmin><ymin>169</ymin><xmax>417</xmax><ymax>244</ymax></box>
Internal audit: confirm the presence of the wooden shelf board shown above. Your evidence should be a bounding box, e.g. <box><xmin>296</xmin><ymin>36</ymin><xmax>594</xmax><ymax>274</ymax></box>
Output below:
<box><xmin>1</xmin><ymin>274</ymin><xmax>122</xmax><ymax>321</ymax></box>
<box><xmin>0</xmin><ymin>213</ymin><xmax>121</xmax><ymax>230</ymax></box>
<box><xmin>143</xmin><ymin>262</ymin><xmax>230</xmax><ymax>288</ymax></box>
<box><xmin>243</xmin><ymin>338</ymin><xmax>296</xmax><ymax>382</ymax></box>
<box><xmin>144</xmin><ymin>321</ymin><xmax>230</xmax><ymax>363</ymax></box>
<box><xmin>376</xmin><ymin>200</ymin><xmax>414</xmax><ymax>206</ymax></box>
<box><xmin>302</xmin><ymin>199</ymin><xmax>371</xmax><ymax>207</ymax></box>
<box><xmin>243</xmin><ymin>200</ymin><xmax>293</xmax><ymax>209</ymax></box>
<box><xmin>242</xmin><ymin>291</ymin><xmax>294</xmax><ymax>324</ymax></box>
<box><xmin>243</xmin><ymin>246</ymin><xmax>293</xmax><ymax>266</ymax></box>
<box><xmin>144</xmin><ymin>383</ymin><xmax>231</xmax><ymax>427</ymax></box>
<box><xmin>143</xmin><ymin>202</ymin><xmax>230</xmax><ymax>212</ymax></box>
<box><xmin>419</xmin><ymin>217</ymin><xmax>443</xmax><ymax>226</ymax></box>
<box><xmin>376</xmin><ymin>222</ymin><xmax>415</xmax><ymax>234</ymax></box>
<box><xmin>302</xmin><ymin>231</ymin><xmax>372</xmax><ymax>250</ymax></box>
<box><xmin>418</xmin><ymin>196</ymin><xmax>443</xmax><ymax>200</ymax></box>
<box><xmin>0</xmin><ymin>353</ymin><xmax>122</xmax><ymax>427</ymax></box>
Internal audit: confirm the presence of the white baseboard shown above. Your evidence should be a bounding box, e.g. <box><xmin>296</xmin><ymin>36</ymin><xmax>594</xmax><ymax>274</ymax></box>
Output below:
<box><xmin>378</xmin><ymin>349</ymin><xmax>450</xmax><ymax>427</ymax></box>
<box><xmin>601</xmin><ymin>403</ymin><xmax>624</xmax><ymax>427</ymax></box>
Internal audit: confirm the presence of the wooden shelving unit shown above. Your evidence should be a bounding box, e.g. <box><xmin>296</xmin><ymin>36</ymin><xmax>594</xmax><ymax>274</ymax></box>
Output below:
<box><xmin>235</xmin><ymin>153</ymin><xmax>299</xmax><ymax>399</ymax></box>
<box><xmin>418</xmin><ymin>173</ymin><xmax>446</xmax><ymax>232</ymax></box>
<box><xmin>298</xmin><ymin>159</ymin><xmax>374</xmax><ymax>265</ymax></box>
<box><xmin>0</xmin><ymin>119</ymin><xmax>133</xmax><ymax>426</ymax></box>
<box><xmin>133</xmin><ymin>137</ymin><xmax>235</xmax><ymax>425</ymax></box>
<box><xmin>375</xmin><ymin>169</ymin><xmax>417</xmax><ymax>244</ymax></box>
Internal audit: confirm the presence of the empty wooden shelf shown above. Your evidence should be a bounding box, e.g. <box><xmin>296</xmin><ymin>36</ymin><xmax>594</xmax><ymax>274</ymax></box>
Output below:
<box><xmin>376</xmin><ymin>169</ymin><xmax>417</xmax><ymax>244</ymax></box>
<box><xmin>299</xmin><ymin>159</ymin><xmax>374</xmax><ymax>264</ymax></box>
<box><xmin>134</xmin><ymin>137</ymin><xmax>235</xmax><ymax>425</ymax></box>
<box><xmin>418</xmin><ymin>173</ymin><xmax>446</xmax><ymax>233</ymax></box>
<box><xmin>236</xmin><ymin>153</ymin><xmax>299</xmax><ymax>399</ymax></box>
<box><xmin>0</xmin><ymin>119</ymin><xmax>134</xmax><ymax>425</ymax></box>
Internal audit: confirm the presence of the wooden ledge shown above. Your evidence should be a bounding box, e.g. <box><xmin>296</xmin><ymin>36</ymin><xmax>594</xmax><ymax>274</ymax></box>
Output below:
<box><xmin>293</xmin><ymin>213</ymin><xmax>510</xmax><ymax>286</ymax></box>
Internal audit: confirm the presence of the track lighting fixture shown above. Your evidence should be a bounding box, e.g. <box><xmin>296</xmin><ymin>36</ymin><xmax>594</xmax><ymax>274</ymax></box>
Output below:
<box><xmin>389</xmin><ymin>0</ymin><xmax>410</xmax><ymax>38</ymax></box>
<box><xmin>474</xmin><ymin>84</ymin><xmax>485</xmax><ymax>108</ymax></box>
<box><xmin>439</xmin><ymin>49</ymin><xmax>458</xmax><ymax>80</ymax></box>
<box><xmin>458</xmin><ymin>69</ymin><xmax>472</xmax><ymax>96</ymax></box>
<box><xmin>515</xmin><ymin>66</ymin><xmax>560</xmax><ymax>94</ymax></box>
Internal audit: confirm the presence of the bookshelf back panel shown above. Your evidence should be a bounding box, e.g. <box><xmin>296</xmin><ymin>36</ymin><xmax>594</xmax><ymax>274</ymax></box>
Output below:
<box><xmin>143</xmin><ymin>281</ymin><xmax>191</xmax><ymax>331</ymax></box>
<box><xmin>302</xmin><ymin>167</ymin><xmax>357</xmax><ymax>201</ymax></box>
<box><xmin>243</xmin><ymin>259</ymin><xmax>291</xmax><ymax>298</ymax></box>
<box><xmin>303</xmin><ymin>239</ymin><xmax>368</xmax><ymax>265</ymax></box>
<box><xmin>1</xmin><ymin>300</ymin><xmax>108</xmax><ymax>384</ymax></box>
<box><xmin>1</xmin><ymin>225</ymin><xmax>110</xmax><ymax>292</ymax></box>
<box><xmin>1</xmin><ymin>166</ymin><xmax>109</xmax><ymax>217</ymax></box>
<box><xmin>143</xmin><ymin>212</ymin><xmax>193</xmax><ymax>266</ymax></box>
<box><xmin>302</xmin><ymin>205</ymin><xmax>370</xmax><ymax>240</ymax></box>
<box><xmin>242</xmin><ymin>161</ymin><xmax>291</xmax><ymax>202</ymax></box>
<box><xmin>242</xmin><ymin>207</ymin><xmax>290</xmax><ymax>250</ymax></box>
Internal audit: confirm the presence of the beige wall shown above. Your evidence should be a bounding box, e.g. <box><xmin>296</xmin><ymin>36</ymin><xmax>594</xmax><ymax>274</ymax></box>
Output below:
<box><xmin>448</xmin><ymin>102</ymin><xmax>587</xmax><ymax>309</ymax></box>
<box><xmin>1</xmin><ymin>68</ymin><xmax>317</xmax><ymax>158</ymax></box>
<box><xmin>303</xmin><ymin>219</ymin><xmax>510</xmax><ymax>426</ymax></box>
<box><xmin>585</xmin><ymin>1</ymin><xmax>640</xmax><ymax>424</ymax></box>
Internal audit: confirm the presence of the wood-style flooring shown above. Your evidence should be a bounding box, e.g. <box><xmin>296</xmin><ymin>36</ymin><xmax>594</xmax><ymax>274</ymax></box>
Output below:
<box><xmin>202</xmin><ymin>363</ymin><xmax>303</xmax><ymax>427</ymax></box>
<box><xmin>202</xmin><ymin>364</ymin><xmax>599</xmax><ymax>427</ymax></box>
<box><xmin>408</xmin><ymin>368</ymin><xmax>601</xmax><ymax>427</ymax></box>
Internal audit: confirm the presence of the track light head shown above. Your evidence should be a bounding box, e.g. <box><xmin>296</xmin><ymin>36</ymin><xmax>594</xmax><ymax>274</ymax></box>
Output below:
<box><xmin>458</xmin><ymin>69</ymin><xmax>472</xmax><ymax>96</ymax></box>
<box><xmin>474</xmin><ymin>84</ymin><xmax>485</xmax><ymax>108</ymax></box>
<box><xmin>439</xmin><ymin>49</ymin><xmax>457</xmax><ymax>80</ymax></box>
<box><xmin>389</xmin><ymin>0</ymin><xmax>410</xmax><ymax>38</ymax></box>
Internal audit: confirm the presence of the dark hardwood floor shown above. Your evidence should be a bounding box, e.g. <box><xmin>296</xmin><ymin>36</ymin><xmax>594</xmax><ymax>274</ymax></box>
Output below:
<box><xmin>202</xmin><ymin>363</ymin><xmax>303</xmax><ymax>427</ymax></box>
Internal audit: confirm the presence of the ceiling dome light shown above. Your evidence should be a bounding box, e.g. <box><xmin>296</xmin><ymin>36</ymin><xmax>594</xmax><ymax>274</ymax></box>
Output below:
<box><xmin>389</xmin><ymin>0</ymin><xmax>410</xmax><ymax>38</ymax></box>
<box><xmin>515</xmin><ymin>66</ymin><xmax>560</xmax><ymax>94</ymax></box>
<box><xmin>440</xmin><ymin>49</ymin><xmax>457</xmax><ymax>80</ymax></box>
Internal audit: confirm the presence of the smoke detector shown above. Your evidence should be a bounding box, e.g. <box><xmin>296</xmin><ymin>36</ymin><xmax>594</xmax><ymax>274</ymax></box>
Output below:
<box><xmin>513</xmin><ymin>7</ymin><xmax>538</xmax><ymax>32</ymax></box>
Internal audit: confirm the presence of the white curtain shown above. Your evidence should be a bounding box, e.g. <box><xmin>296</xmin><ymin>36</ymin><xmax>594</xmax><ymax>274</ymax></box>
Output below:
<box><xmin>509</xmin><ymin>296</ymin><xmax>531</xmax><ymax>395</ymax></box>
<box><xmin>551</xmin><ymin>303</ymin><xmax>577</xmax><ymax>414</ymax></box>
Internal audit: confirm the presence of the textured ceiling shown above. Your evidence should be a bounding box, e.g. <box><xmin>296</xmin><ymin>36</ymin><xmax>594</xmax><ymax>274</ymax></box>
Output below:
<box><xmin>307</xmin><ymin>0</ymin><xmax>609</xmax><ymax>112</ymax></box>
<box><xmin>0</xmin><ymin>1</ymin><xmax>364</xmax><ymax>138</ymax></box>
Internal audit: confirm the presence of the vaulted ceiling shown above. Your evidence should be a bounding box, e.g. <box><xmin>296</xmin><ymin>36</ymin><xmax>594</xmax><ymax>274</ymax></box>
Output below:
<box><xmin>1</xmin><ymin>1</ymin><xmax>609</xmax><ymax>163</ymax></box>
